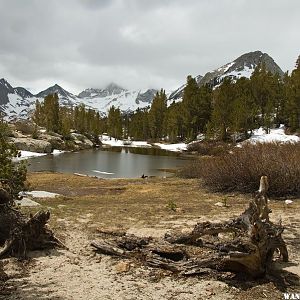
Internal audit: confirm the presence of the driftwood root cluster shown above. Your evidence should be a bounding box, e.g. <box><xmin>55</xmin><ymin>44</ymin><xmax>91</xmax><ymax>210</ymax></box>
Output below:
<box><xmin>0</xmin><ymin>191</ymin><xmax>63</xmax><ymax>259</ymax></box>
<box><xmin>92</xmin><ymin>177</ymin><xmax>288</xmax><ymax>278</ymax></box>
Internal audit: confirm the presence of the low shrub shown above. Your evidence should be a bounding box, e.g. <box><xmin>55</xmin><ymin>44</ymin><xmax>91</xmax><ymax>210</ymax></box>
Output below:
<box><xmin>180</xmin><ymin>142</ymin><xmax>300</xmax><ymax>197</ymax></box>
<box><xmin>187</xmin><ymin>140</ymin><xmax>232</xmax><ymax>156</ymax></box>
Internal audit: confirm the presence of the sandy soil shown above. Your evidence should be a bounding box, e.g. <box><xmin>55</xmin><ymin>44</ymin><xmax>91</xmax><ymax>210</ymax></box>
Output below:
<box><xmin>1</xmin><ymin>173</ymin><xmax>299</xmax><ymax>300</ymax></box>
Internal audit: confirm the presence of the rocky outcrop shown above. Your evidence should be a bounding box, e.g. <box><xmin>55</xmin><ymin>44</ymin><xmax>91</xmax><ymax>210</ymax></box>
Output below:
<box><xmin>71</xmin><ymin>133</ymin><xmax>94</xmax><ymax>149</ymax></box>
<box><xmin>10</xmin><ymin>137</ymin><xmax>52</xmax><ymax>153</ymax></box>
<box><xmin>39</xmin><ymin>133</ymin><xmax>65</xmax><ymax>150</ymax></box>
<box><xmin>10</xmin><ymin>132</ymin><xmax>95</xmax><ymax>153</ymax></box>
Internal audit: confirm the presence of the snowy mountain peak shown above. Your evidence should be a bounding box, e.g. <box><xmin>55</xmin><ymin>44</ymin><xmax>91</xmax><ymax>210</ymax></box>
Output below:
<box><xmin>169</xmin><ymin>51</ymin><xmax>283</xmax><ymax>101</ymax></box>
<box><xmin>36</xmin><ymin>84</ymin><xmax>75</xmax><ymax>99</ymax></box>
<box><xmin>78</xmin><ymin>82</ymin><xmax>127</xmax><ymax>98</ymax></box>
<box><xmin>0</xmin><ymin>78</ymin><xmax>14</xmax><ymax>91</ymax></box>
<box><xmin>199</xmin><ymin>51</ymin><xmax>283</xmax><ymax>87</ymax></box>
<box><xmin>14</xmin><ymin>87</ymin><xmax>33</xmax><ymax>98</ymax></box>
<box><xmin>104</xmin><ymin>82</ymin><xmax>127</xmax><ymax>94</ymax></box>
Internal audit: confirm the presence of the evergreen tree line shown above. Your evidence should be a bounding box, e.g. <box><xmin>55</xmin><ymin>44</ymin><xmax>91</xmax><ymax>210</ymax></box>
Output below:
<box><xmin>33</xmin><ymin>56</ymin><xmax>300</xmax><ymax>143</ymax></box>
<box><xmin>33</xmin><ymin>94</ymin><xmax>105</xmax><ymax>141</ymax></box>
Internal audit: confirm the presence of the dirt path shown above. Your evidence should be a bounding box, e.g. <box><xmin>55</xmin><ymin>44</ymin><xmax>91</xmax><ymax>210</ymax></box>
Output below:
<box><xmin>2</xmin><ymin>229</ymin><xmax>238</xmax><ymax>300</ymax></box>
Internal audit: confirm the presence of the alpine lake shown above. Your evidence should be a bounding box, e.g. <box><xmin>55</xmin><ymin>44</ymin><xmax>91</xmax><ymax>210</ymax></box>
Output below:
<box><xmin>26</xmin><ymin>146</ymin><xmax>189</xmax><ymax>178</ymax></box>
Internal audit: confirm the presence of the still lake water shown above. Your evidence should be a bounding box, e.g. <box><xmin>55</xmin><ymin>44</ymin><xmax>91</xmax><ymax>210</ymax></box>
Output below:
<box><xmin>27</xmin><ymin>147</ymin><xmax>189</xmax><ymax>178</ymax></box>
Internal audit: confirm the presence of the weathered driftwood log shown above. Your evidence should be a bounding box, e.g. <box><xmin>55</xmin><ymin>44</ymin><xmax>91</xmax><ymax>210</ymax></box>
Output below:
<box><xmin>0</xmin><ymin>200</ymin><xmax>64</xmax><ymax>259</ymax></box>
<box><xmin>91</xmin><ymin>176</ymin><xmax>288</xmax><ymax>278</ymax></box>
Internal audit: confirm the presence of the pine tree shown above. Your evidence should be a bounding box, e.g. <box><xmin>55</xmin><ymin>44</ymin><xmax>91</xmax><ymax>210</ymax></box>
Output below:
<box><xmin>148</xmin><ymin>89</ymin><xmax>167</xmax><ymax>140</ymax></box>
<box><xmin>181</xmin><ymin>76</ymin><xmax>212</xmax><ymax>140</ymax></box>
<box><xmin>107</xmin><ymin>106</ymin><xmax>122</xmax><ymax>139</ymax></box>
<box><xmin>0</xmin><ymin>119</ymin><xmax>27</xmax><ymax>200</ymax></box>
<box><xmin>129</xmin><ymin>108</ymin><xmax>149</xmax><ymax>140</ymax></box>
<box><xmin>250</xmin><ymin>64</ymin><xmax>275</xmax><ymax>132</ymax></box>
<box><xmin>286</xmin><ymin>56</ymin><xmax>300</xmax><ymax>131</ymax></box>
<box><xmin>164</xmin><ymin>102</ymin><xmax>184</xmax><ymax>142</ymax></box>
<box><xmin>41</xmin><ymin>93</ymin><xmax>60</xmax><ymax>133</ymax></box>
<box><xmin>60</xmin><ymin>107</ymin><xmax>72</xmax><ymax>139</ymax></box>
<box><xmin>208</xmin><ymin>78</ymin><xmax>235</xmax><ymax>141</ymax></box>
<box><xmin>231</xmin><ymin>77</ymin><xmax>258</xmax><ymax>139</ymax></box>
<box><xmin>181</xmin><ymin>76</ymin><xmax>199</xmax><ymax>139</ymax></box>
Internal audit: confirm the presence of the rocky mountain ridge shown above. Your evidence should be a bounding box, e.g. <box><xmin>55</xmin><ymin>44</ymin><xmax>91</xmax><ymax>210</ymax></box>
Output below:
<box><xmin>169</xmin><ymin>51</ymin><xmax>284</xmax><ymax>101</ymax></box>
<box><xmin>0</xmin><ymin>51</ymin><xmax>284</xmax><ymax>119</ymax></box>
<box><xmin>0</xmin><ymin>81</ymin><xmax>157</xmax><ymax>119</ymax></box>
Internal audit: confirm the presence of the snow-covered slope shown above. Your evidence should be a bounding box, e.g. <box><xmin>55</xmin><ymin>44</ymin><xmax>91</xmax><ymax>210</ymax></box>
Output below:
<box><xmin>76</xmin><ymin>87</ymin><xmax>156</xmax><ymax>114</ymax></box>
<box><xmin>0</xmin><ymin>78</ymin><xmax>36</xmax><ymax>119</ymax></box>
<box><xmin>169</xmin><ymin>51</ymin><xmax>283</xmax><ymax>101</ymax></box>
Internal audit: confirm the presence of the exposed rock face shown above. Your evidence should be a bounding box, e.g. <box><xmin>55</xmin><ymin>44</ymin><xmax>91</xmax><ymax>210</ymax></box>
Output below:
<box><xmin>0</xmin><ymin>78</ymin><xmax>15</xmax><ymax>105</ymax></box>
<box><xmin>135</xmin><ymin>89</ymin><xmax>157</xmax><ymax>105</ymax></box>
<box><xmin>10</xmin><ymin>137</ymin><xmax>52</xmax><ymax>153</ymax></box>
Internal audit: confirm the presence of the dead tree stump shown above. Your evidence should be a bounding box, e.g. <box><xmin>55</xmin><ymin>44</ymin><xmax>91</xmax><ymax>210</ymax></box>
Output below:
<box><xmin>0</xmin><ymin>197</ymin><xmax>64</xmax><ymax>259</ymax></box>
<box><xmin>91</xmin><ymin>176</ymin><xmax>288</xmax><ymax>278</ymax></box>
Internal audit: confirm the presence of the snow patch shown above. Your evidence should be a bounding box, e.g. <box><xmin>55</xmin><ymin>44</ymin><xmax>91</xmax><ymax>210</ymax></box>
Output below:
<box><xmin>52</xmin><ymin>149</ymin><xmax>65</xmax><ymax>155</ymax></box>
<box><xmin>13</xmin><ymin>150</ymin><xmax>47</xmax><ymax>161</ymax></box>
<box><xmin>241</xmin><ymin>126</ymin><xmax>300</xmax><ymax>145</ymax></box>
<box><xmin>154</xmin><ymin>143</ymin><xmax>187</xmax><ymax>152</ymax></box>
<box><xmin>15</xmin><ymin>197</ymin><xmax>41</xmax><ymax>207</ymax></box>
<box><xmin>100</xmin><ymin>135</ymin><xmax>151</xmax><ymax>148</ymax></box>
<box><xmin>23</xmin><ymin>191</ymin><xmax>60</xmax><ymax>198</ymax></box>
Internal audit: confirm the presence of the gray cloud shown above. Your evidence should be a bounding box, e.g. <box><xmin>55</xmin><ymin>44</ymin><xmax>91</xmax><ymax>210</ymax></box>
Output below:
<box><xmin>0</xmin><ymin>0</ymin><xmax>299</xmax><ymax>94</ymax></box>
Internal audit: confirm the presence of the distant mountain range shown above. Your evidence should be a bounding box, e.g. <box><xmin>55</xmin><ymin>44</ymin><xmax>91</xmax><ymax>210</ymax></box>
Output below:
<box><xmin>0</xmin><ymin>80</ymin><xmax>157</xmax><ymax>120</ymax></box>
<box><xmin>0</xmin><ymin>51</ymin><xmax>284</xmax><ymax>120</ymax></box>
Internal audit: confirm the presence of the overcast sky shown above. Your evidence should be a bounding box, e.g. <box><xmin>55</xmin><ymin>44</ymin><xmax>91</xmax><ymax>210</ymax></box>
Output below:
<box><xmin>0</xmin><ymin>0</ymin><xmax>299</xmax><ymax>94</ymax></box>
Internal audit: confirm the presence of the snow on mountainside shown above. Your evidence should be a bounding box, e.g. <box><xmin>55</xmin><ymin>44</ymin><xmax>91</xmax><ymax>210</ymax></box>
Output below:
<box><xmin>0</xmin><ymin>78</ymin><xmax>36</xmax><ymax>119</ymax></box>
<box><xmin>199</xmin><ymin>50</ymin><xmax>283</xmax><ymax>87</ymax></box>
<box><xmin>78</xmin><ymin>83</ymin><xmax>126</xmax><ymax>98</ymax></box>
<box><xmin>77</xmin><ymin>86</ymin><xmax>156</xmax><ymax>114</ymax></box>
<box><xmin>0</xmin><ymin>79</ymin><xmax>157</xmax><ymax>120</ymax></box>
<box><xmin>168</xmin><ymin>51</ymin><xmax>283</xmax><ymax>101</ymax></box>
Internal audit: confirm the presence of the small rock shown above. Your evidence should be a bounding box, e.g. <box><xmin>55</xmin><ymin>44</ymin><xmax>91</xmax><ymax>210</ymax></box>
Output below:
<box><xmin>215</xmin><ymin>202</ymin><xmax>225</xmax><ymax>207</ymax></box>
<box><xmin>115</xmin><ymin>261</ymin><xmax>130</xmax><ymax>273</ymax></box>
